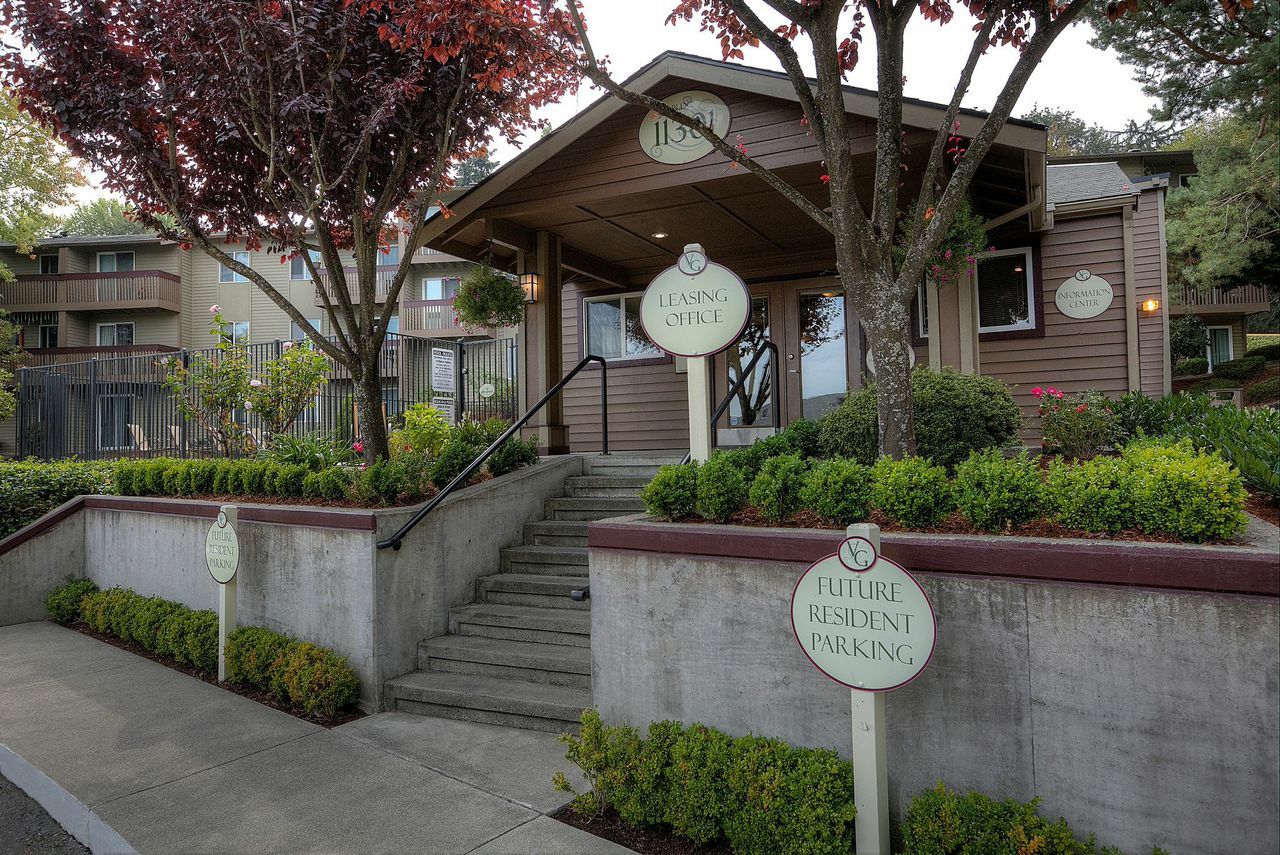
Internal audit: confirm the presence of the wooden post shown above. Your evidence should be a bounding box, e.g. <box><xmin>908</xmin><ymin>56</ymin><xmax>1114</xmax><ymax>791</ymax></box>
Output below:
<box><xmin>847</xmin><ymin>522</ymin><xmax>890</xmax><ymax>855</ymax></box>
<box><xmin>686</xmin><ymin>355</ymin><xmax>712</xmax><ymax>462</ymax></box>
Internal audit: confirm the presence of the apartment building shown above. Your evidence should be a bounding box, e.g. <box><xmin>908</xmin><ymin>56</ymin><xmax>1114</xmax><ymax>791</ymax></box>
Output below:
<box><xmin>0</xmin><ymin>231</ymin><xmax>502</xmax><ymax>457</ymax></box>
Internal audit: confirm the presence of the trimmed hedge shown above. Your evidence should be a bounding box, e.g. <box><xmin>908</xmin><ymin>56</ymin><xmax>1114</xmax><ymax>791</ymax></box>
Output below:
<box><xmin>1172</xmin><ymin>357</ymin><xmax>1209</xmax><ymax>377</ymax></box>
<box><xmin>640</xmin><ymin>461</ymin><xmax>699</xmax><ymax>520</ymax></box>
<box><xmin>0</xmin><ymin>460</ymin><xmax>116</xmax><ymax>538</ymax></box>
<box><xmin>870</xmin><ymin>456</ymin><xmax>954</xmax><ymax>528</ymax></box>
<box><xmin>46</xmin><ymin>581</ymin><xmax>360</xmax><ymax>720</ymax></box>
<box><xmin>1212</xmin><ymin>355</ymin><xmax>1266</xmax><ymax>383</ymax></box>
<box><xmin>1246</xmin><ymin>376</ymin><xmax>1280</xmax><ymax>405</ymax></box>
<box><xmin>697</xmin><ymin>454</ymin><xmax>747</xmax><ymax>523</ymax></box>
<box><xmin>554</xmin><ymin>710</ymin><xmax>856</xmax><ymax>855</ymax></box>
<box><xmin>800</xmin><ymin>458</ymin><xmax>872</xmax><ymax>525</ymax></box>
<box><xmin>748</xmin><ymin>454</ymin><xmax>807</xmax><ymax>523</ymax></box>
<box><xmin>954</xmin><ymin>450</ymin><xmax>1044</xmax><ymax>532</ymax></box>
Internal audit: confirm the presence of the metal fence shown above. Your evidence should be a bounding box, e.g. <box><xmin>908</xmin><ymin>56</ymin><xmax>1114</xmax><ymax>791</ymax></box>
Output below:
<box><xmin>15</xmin><ymin>333</ymin><xmax>519</xmax><ymax>460</ymax></box>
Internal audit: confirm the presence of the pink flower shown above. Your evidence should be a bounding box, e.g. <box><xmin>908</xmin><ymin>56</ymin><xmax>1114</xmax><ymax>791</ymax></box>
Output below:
<box><xmin>1047</xmin><ymin>387</ymin><xmax>1058</xmax><ymax>397</ymax></box>
<box><xmin>1053</xmin><ymin>390</ymin><xmax>1064</xmax><ymax>399</ymax></box>
<box><xmin>243</xmin><ymin>401</ymin><xmax>253</xmax><ymax>411</ymax></box>
<box><xmin>249</xmin><ymin>378</ymin><xmax>262</xmax><ymax>388</ymax></box>
<box><xmin>209</xmin><ymin>304</ymin><xmax>221</xmax><ymax>314</ymax></box>
<box><xmin>352</xmin><ymin>441</ymin><xmax>364</xmax><ymax>454</ymax></box>
<box><xmin>1031</xmin><ymin>386</ymin><xmax>1043</xmax><ymax>398</ymax></box>
<box><xmin>1075</xmin><ymin>404</ymin><xmax>1087</xmax><ymax>413</ymax></box>
<box><xmin>281</xmin><ymin>340</ymin><xmax>294</xmax><ymax>351</ymax></box>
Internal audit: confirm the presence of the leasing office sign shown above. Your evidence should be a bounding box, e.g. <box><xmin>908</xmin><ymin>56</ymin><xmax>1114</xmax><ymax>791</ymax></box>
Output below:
<box><xmin>639</xmin><ymin>244</ymin><xmax>751</xmax><ymax>358</ymax></box>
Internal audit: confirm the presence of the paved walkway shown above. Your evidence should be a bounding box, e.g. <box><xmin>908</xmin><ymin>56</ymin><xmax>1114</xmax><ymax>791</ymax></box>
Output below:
<box><xmin>0</xmin><ymin>622</ymin><xmax>630</xmax><ymax>855</ymax></box>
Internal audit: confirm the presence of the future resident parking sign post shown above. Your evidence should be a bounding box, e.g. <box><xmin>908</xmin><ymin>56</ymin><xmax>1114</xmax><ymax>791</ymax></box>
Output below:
<box><xmin>206</xmin><ymin>505</ymin><xmax>240</xmax><ymax>681</ymax></box>
<box><xmin>791</xmin><ymin>523</ymin><xmax>936</xmax><ymax>855</ymax></box>
<box><xmin>640</xmin><ymin>244</ymin><xmax>751</xmax><ymax>461</ymax></box>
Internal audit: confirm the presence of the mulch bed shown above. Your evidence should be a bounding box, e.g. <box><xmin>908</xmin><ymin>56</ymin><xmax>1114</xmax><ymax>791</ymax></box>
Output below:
<box><xmin>552</xmin><ymin>805</ymin><xmax>731</xmax><ymax>855</ymax></box>
<box><xmin>1246</xmin><ymin>492</ymin><xmax>1280</xmax><ymax>528</ymax></box>
<box><xmin>65</xmin><ymin>620</ymin><xmax>365</xmax><ymax>728</ymax></box>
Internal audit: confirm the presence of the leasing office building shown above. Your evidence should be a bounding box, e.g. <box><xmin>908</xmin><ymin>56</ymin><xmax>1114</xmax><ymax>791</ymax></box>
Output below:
<box><xmin>420</xmin><ymin>51</ymin><xmax>1267</xmax><ymax>453</ymax></box>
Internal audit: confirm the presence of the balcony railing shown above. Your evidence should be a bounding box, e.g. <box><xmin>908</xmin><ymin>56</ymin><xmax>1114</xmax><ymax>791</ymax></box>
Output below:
<box><xmin>315</xmin><ymin>265</ymin><xmax>397</xmax><ymax>306</ymax></box>
<box><xmin>401</xmin><ymin>299</ymin><xmax>491</xmax><ymax>337</ymax></box>
<box><xmin>2</xmin><ymin>272</ymin><xmax>181</xmax><ymax>313</ymax></box>
<box><xmin>1173</xmin><ymin>283</ymin><xmax>1271</xmax><ymax>315</ymax></box>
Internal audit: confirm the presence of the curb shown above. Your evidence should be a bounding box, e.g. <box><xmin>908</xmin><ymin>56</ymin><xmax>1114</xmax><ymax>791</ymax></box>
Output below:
<box><xmin>0</xmin><ymin>744</ymin><xmax>137</xmax><ymax>855</ymax></box>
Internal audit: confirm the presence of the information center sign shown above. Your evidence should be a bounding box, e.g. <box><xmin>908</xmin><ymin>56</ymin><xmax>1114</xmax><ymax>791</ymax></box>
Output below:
<box><xmin>790</xmin><ymin>535</ymin><xmax>936</xmax><ymax>691</ymax></box>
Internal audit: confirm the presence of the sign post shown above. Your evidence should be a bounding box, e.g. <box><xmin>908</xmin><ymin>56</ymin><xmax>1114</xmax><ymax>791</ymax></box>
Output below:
<box><xmin>640</xmin><ymin>244</ymin><xmax>751</xmax><ymax>462</ymax></box>
<box><xmin>205</xmin><ymin>505</ymin><xmax>241</xmax><ymax>682</ymax></box>
<box><xmin>790</xmin><ymin>523</ymin><xmax>936</xmax><ymax>855</ymax></box>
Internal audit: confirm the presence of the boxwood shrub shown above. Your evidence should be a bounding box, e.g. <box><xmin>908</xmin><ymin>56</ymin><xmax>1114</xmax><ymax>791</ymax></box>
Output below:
<box><xmin>0</xmin><ymin>460</ymin><xmax>117</xmax><ymax>539</ymax></box>
<box><xmin>953</xmin><ymin>450</ymin><xmax>1044</xmax><ymax>532</ymax></box>
<box><xmin>870</xmin><ymin>456</ymin><xmax>954</xmax><ymax>528</ymax></box>
<box><xmin>1122</xmin><ymin>440</ymin><xmax>1247</xmax><ymax>542</ymax></box>
<box><xmin>696</xmin><ymin>453</ymin><xmax>747</xmax><ymax>523</ymax></box>
<box><xmin>799</xmin><ymin>458</ymin><xmax>872</xmax><ymax>525</ymax></box>
<box><xmin>1172</xmin><ymin>357</ymin><xmax>1209</xmax><ymax>377</ymax></box>
<box><xmin>554</xmin><ymin>710</ymin><xmax>856</xmax><ymax>855</ymax></box>
<box><xmin>1212</xmin><ymin>354</ymin><xmax>1265</xmax><ymax>383</ymax></box>
<box><xmin>640</xmin><ymin>462</ymin><xmax>699</xmax><ymax>520</ymax></box>
<box><xmin>748</xmin><ymin>454</ymin><xmax>808</xmax><ymax>523</ymax></box>
<box><xmin>1044</xmin><ymin>456</ymin><xmax>1136</xmax><ymax>533</ymax></box>
<box><xmin>44</xmin><ymin>577</ymin><xmax>98</xmax><ymax>624</ymax></box>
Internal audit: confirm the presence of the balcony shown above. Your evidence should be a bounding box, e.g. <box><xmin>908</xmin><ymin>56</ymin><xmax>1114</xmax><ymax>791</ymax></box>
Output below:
<box><xmin>400</xmin><ymin>299</ymin><xmax>491</xmax><ymax>338</ymax></box>
<box><xmin>1</xmin><ymin>272</ymin><xmax>181</xmax><ymax>313</ymax></box>
<box><xmin>1171</xmin><ymin>283</ymin><xmax>1271</xmax><ymax>316</ymax></box>
<box><xmin>314</xmin><ymin>265</ymin><xmax>396</xmax><ymax>306</ymax></box>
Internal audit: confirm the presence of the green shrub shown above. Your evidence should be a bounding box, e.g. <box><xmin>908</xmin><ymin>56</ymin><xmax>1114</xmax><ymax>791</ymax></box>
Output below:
<box><xmin>799</xmin><ymin>458</ymin><xmax>872</xmax><ymax>524</ymax></box>
<box><xmin>389</xmin><ymin>454</ymin><xmax>433</xmax><ymax>503</ymax></box>
<box><xmin>428</xmin><ymin>435</ymin><xmax>486</xmax><ymax>489</ymax></box>
<box><xmin>870</xmin><ymin>456</ymin><xmax>953</xmax><ymax>528</ymax></box>
<box><xmin>44</xmin><ymin>578</ymin><xmax>98</xmax><ymax>623</ymax></box>
<box><xmin>276</xmin><ymin>642</ymin><xmax>361</xmax><ymax>719</ymax></box>
<box><xmin>1249</xmin><ymin>341</ymin><xmax>1280</xmax><ymax>360</ymax></box>
<box><xmin>953</xmin><ymin>450</ymin><xmax>1044</xmax><ymax>532</ymax></box>
<box><xmin>0</xmin><ymin>460</ymin><xmax>117</xmax><ymax>538</ymax></box>
<box><xmin>263</xmin><ymin>432</ymin><xmax>354</xmax><ymax>470</ymax></box>
<box><xmin>1108</xmin><ymin>392</ymin><xmax>1165</xmax><ymax>446</ymax></box>
<box><xmin>487</xmin><ymin>436</ymin><xmax>539</xmax><ymax>477</ymax></box>
<box><xmin>1213</xmin><ymin>355</ymin><xmax>1265</xmax><ymax>382</ymax></box>
<box><xmin>902</xmin><ymin>783</ymin><xmax>1100</xmax><ymax>855</ymax></box>
<box><xmin>1191</xmin><ymin>405</ymin><xmax>1280</xmax><ymax>499</ymax></box>
<box><xmin>302</xmin><ymin>467</ymin><xmax>352</xmax><ymax>502</ymax></box>
<box><xmin>79</xmin><ymin>587</ymin><xmax>218</xmax><ymax>673</ymax></box>
<box><xmin>1172</xmin><ymin>357</ymin><xmax>1209</xmax><ymax>377</ymax></box>
<box><xmin>1044</xmin><ymin>457</ymin><xmax>1136</xmax><ymax>533</ymax></box>
<box><xmin>121</xmin><ymin>595</ymin><xmax>185</xmax><ymax>651</ymax></box>
<box><xmin>748</xmin><ymin>454</ymin><xmax>808</xmax><ymax>523</ymax></box>
<box><xmin>1169</xmin><ymin>314</ymin><xmax>1208</xmax><ymax>363</ymax></box>
<box><xmin>356</xmin><ymin>460</ymin><xmax>401</xmax><ymax>506</ymax></box>
<box><xmin>1037</xmin><ymin>389</ymin><xmax>1116</xmax><ymax>459</ymax></box>
<box><xmin>695</xmin><ymin>454</ymin><xmax>747</xmax><ymax>522</ymax></box>
<box><xmin>190</xmin><ymin>460</ymin><xmax>219</xmax><ymax>494</ymax></box>
<box><xmin>388</xmin><ymin>403</ymin><xmax>452</xmax><ymax>457</ymax></box>
<box><xmin>212</xmin><ymin>460</ymin><xmax>236</xmax><ymax>494</ymax></box>
<box><xmin>818</xmin><ymin>368</ymin><xmax>1021</xmax><ymax>469</ymax></box>
<box><xmin>1246</xmin><ymin>376</ymin><xmax>1280</xmax><ymax>405</ymax></box>
<box><xmin>272</xmin><ymin>464</ymin><xmax>308</xmax><ymax>499</ymax></box>
<box><xmin>1123</xmin><ymin>441</ymin><xmax>1248</xmax><ymax>542</ymax></box>
<box><xmin>225</xmin><ymin>626</ymin><xmax>293</xmax><ymax>687</ymax></box>
<box><xmin>665</xmin><ymin>723</ymin><xmax>735</xmax><ymax>844</ymax></box>
<box><xmin>640</xmin><ymin>462</ymin><xmax>699</xmax><ymax>521</ymax></box>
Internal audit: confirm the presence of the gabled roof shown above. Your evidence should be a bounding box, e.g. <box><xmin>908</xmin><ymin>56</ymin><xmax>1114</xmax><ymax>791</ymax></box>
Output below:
<box><xmin>1046</xmin><ymin>162</ymin><xmax>1136</xmax><ymax>204</ymax></box>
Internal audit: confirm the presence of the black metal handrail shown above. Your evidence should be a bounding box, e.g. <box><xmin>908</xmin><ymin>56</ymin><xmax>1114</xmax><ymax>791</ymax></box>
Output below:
<box><xmin>377</xmin><ymin>354</ymin><xmax>609</xmax><ymax>550</ymax></box>
<box><xmin>682</xmin><ymin>341</ymin><xmax>780</xmax><ymax>464</ymax></box>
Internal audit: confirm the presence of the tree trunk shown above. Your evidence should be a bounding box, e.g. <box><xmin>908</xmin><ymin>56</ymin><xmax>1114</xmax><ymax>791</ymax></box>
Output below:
<box><xmin>858</xmin><ymin>283</ymin><xmax>917</xmax><ymax>460</ymax></box>
<box><xmin>353</xmin><ymin>363</ymin><xmax>390</xmax><ymax>463</ymax></box>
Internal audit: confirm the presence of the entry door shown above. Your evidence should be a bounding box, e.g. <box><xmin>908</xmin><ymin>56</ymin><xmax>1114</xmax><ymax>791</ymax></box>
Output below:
<box><xmin>790</xmin><ymin>289</ymin><xmax>850</xmax><ymax>422</ymax></box>
<box><xmin>717</xmin><ymin>289</ymin><xmax>779</xmax><ymax>446</ymax></box>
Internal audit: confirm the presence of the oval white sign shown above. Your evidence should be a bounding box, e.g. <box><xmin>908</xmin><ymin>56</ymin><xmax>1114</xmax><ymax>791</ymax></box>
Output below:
<box><xmin>1055</xmin><ymin>269</ymin><xmax>1113</xmax><ymax>320</ymax></box>
<box><xmin>206</xmin><ymin>510</ymin><xmax>240</xmax><ymax>584</ymax></box>
<box><xmin>791</xmin><ymin>536</ymin><xmax>936</xmax><ymax>691</ymax></box>
<box><xmin>640</xmin><ymin>246</ymin><xmax>751</xmax><ymax>358</ymax></box>
<box><xmin>478</xmin><ymin>382</ymin><xmax>496</xmax><ymax>399</ymax></box>
<box><xmin>638</xmin><ymin>90</ymin><xmax>731</xmax><ymax>165</ymax></box>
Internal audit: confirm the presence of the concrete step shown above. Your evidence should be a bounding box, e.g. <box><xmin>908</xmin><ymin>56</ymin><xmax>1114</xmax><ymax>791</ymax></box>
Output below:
<box><xmin>584</xmin><ymin>453</ymin><xmax>683</xmax><ymax>477</ymax></box>
<box><xmin>564</xmin><ymin>475</ymin><xmax>653</xmax><ymax>498</ymax></box>
<box><xmin>501</xmin><ymin>544</ymin><xmax>588</xmax><ymax>577</ymax></box>
<box><xmin>418</xmin><ymin>635</ymin><xmax>591</xmax><ymax>689</ymax></box>
<box><xmin>386</xmin><ymin>671</ymin><xmax>590</xmax><ymax>733</ymax></box>
<box><xmin>451</xmin><ymin>603</ymin><xmax>592</xmax><ymax>647</ymax></box>
<box><xmin>522</xmin><ymin>520</ymin><xmax>589</xmax><ymax>548</ymax></box>
<box><xmin>478</xmin><ymin>573</ymin><xmax>589</xmax><ymax>610</ymax></box>
<box><xmin>544</xmin><ymin>496</ymin><xmax>646</xmax><ymax>521</ymax></box>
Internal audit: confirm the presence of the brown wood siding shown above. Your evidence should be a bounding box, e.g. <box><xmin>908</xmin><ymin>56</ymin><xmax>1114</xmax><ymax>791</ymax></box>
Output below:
<box><xmin>980</xmin><ymin>212</ymin><xmax>1130</xmax><ymax>443</ymax></box>
<box><xmin>560</xmin><ymin>280</ymin><xmax>689</xmax><ymax>452</ymax></box>
<box><xmin>1132</xmin><ymin>190</ymin><xmax>1168</xmax><ymax>396</ymax></box>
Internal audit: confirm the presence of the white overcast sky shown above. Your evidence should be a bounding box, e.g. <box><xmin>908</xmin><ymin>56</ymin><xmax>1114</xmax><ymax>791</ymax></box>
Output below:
<box><xmin>75</xmin><ymin>2</ymin><xmax>1154</xmax><ymax>201</ymax></box>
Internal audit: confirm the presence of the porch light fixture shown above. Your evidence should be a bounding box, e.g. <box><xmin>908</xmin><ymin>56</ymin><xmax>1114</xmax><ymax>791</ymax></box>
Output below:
<box><xmin>651</xmin><ymin>231</ymin><xmax>669</xmax><ymax>239</ymax></box>
<box><xmin>519</xmin><ymin>272</ymin><xmax>540</xmax><ymax>304</ymax></box>
<box><xmin>1139</xmin><ymin>298</ymin><xmax>1161</xmax><ymax>313</ymax></box>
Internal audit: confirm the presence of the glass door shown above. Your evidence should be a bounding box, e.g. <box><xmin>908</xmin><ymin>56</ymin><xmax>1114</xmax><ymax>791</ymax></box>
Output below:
<box><xmin>1206</xmin><ymin>326</ymin><xmax>1232</xmax><ymax>371</ymax></box>
<box><xmin>795</xmin><ymin>292</ymin><xmax>848</xmax><ymax>420</ymax></box>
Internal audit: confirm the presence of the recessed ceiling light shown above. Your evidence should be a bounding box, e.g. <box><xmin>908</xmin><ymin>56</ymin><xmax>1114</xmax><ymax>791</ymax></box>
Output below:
<box><xmin>651</xmin><ymin>232</ymin><xmax>668</xmax><ymax>239</ymax></box>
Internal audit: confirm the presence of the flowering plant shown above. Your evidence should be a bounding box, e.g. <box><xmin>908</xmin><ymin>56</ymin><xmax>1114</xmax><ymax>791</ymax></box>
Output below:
<box><xmin>894</xmin><ymin>197</ymin><xmax>989</xmax><ymax>288</ymax></box>
<box><xmin>1035</xmin><ymin>385</ymin><xmax>1116</xmax><ymax>459</ymax></box>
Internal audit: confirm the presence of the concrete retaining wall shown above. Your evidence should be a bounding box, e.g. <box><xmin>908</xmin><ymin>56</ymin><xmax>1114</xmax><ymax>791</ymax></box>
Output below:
<box><xmin>0</xmin><ymin>456</ymin><xmax>580</xmax><ymax>711</ymax></box>
<box><xmin>590</xmin><ymin>542</ymin><xmax>1280</xmax><ymax>854</ymax></box>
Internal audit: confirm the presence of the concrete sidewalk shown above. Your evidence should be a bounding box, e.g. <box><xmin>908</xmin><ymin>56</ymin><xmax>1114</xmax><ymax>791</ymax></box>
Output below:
<box><xmin>0</xmin><ymin>622</ymin><xmax>629</xmax><ymax>855</ymax></box>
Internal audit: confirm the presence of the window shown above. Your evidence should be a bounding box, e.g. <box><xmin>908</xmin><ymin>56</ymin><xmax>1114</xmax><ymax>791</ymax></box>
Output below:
<box><xmin>422</xmin><ymin>277</ymin><xmax>461</xmax><ymax>301</ymax></box>
<box><xmin>96</xmin><ymin>251</ymin><xmax>135</xmax><ymax>273</ymax></box>
<box><xmin>915</xmin><ymin>281</ymin><xmax>930</xmax><ymax>339</ymax></box>
<box><xmin>975</xmin><ymin>248</ymin><xmax>1035</xmax><ymax>333</ymax></box>
<box><xmin>289</xmin><ymin>250</ymin><xmax>320</xmax><ymax>280</ymax></box>
<box><xmin>98</xmin><ymin>395</ymin><xmax>134</xmax><ymax>451</ymax></box>
<box><xmin>97</xmin><ymin>322</ymin><xmax>134</xmax><ymax>346</ymax></box>
<box><xmin>584</xmin><ymin>292</ymin><xmax>661</xmax><ymax>362</ymax></box>
<box><xmin>219</xmin><ymin>250</ymin><xmax>251</xmax><ymax>283</ymax></box>
<box><xmin>290</xmin><ymin>318</ymin><xmax>322</xmax><ymax>340</ymax></box>
<box><xmin>38</xmin><ymin>325</ymin><xmax>58</xmax><ymax>349</ymax></box>
<box><xmin>1206</xmin><ymin>326</ymin><xmax>1233</xmax><ymax>370</ymax></box>
<box><xmin>39</xmin><ymin>255</ymin><xmax>59</xmax><ymax>275</ymax></box>
<box><xmin>221</xmin><ymin>321</ymin><xmax>250</xmax><ymax>344</ymax></box>
<box><xmin>380</xmin><ymin>245</ymin><xmax>400</xmax><ymax>266</ymax></box>
<box><xmin>386</xmin><ymin>315</ymin><xmax>400</xmax><ymax>334</ymax></box>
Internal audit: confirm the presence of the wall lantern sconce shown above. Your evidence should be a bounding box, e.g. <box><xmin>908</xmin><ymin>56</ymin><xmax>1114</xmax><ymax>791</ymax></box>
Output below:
<box><xmin>519</xmin><ymin>272</ymin><xmax>540</xmax><ymax>304</ymax></box>
<box><xmin>1139</xmin><ymin>298</ymin><xmax>1161</xmax><ymax>313</ymax></box>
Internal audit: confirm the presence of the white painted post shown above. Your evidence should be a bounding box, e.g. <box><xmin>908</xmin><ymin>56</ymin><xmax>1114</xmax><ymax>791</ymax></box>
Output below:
<box><xmin>686</xmin><ymin>355</ymin><xmax>713</xmax><ymax>462</ymax></box>
<box><xmin>216</xmin><ymin>505</ymin><xmax>238</xmax><ymax>682</ymax></box>
<box><xmin>847</xmin><ymin>522</ymin><xmax>890</xmax><ymax>855</ymax></box>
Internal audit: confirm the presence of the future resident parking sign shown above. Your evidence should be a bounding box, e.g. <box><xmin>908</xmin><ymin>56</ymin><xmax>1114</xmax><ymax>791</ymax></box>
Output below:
<box><xmin>790</xmin><ymin>535</ymin><xmax>936</xmax><ymax>691</ymax></box>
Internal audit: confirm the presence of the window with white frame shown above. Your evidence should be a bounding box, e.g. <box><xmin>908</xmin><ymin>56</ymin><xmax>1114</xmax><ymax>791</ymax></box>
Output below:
<box><xmin>39</xmin><ymin>254</ymin><xmax>59</xmax><ymax>275</ymax></box>
<box><xmin>97</xmin><ymin>322</ymin><xmax>134</xmax><ymax>346</ymax></box>
<box><xmin>1206</xmin><ymin>325</ymin><xmax>1233</xmax><ymax>370</ymax></box>
<box><xmin>421</xmin><ymin>277</ymin><xmax>460</xmax><ymax>301</ymax></box>
<box><xmin>583</xmin><ymin>292</ymin><xmax>661</xmax><ymax>362</ymax></box>
<box><xmin>96</xmin><ymin>251</ymin><xmax>135</xmax><ymax>273</ymax></box>
<box><xmin>915</xmin><ymin>281</ymin><xmax>930</xmax><ymax>339</ymax></box>
<box><xmin>290</xmin><ymin>318</ymin><xmax>322</xmax><ymax>340</ymax></box>
<box><xmin>975</xmin><ymin>248</ymin><xmax>1035</xmax><ymax>333</ymax></box>
<box><xmin>221</xmin><ymin>321</ymin><xmax>250</xmax><ymax>344</ymax></box>
<box><xmin>219</xmin><ymin>250</ymin><xmax>251</xmax><ymax>283</ymax></box>
<box><xmin>289</xmin><ymin>250</ymin><xmax>321</xmax><ymax>280</ymax></box>
<box><xmin>98</xmin><ymin>394</ymin><xmax>134</xmax><ymax>451</ymax></box>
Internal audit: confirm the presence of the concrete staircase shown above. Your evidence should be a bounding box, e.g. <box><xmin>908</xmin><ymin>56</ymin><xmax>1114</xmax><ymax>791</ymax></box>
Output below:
<box><xmin>385</xmin><ymin>453</ymin><xmax>681</xmax><ymax>733</ymax></box>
